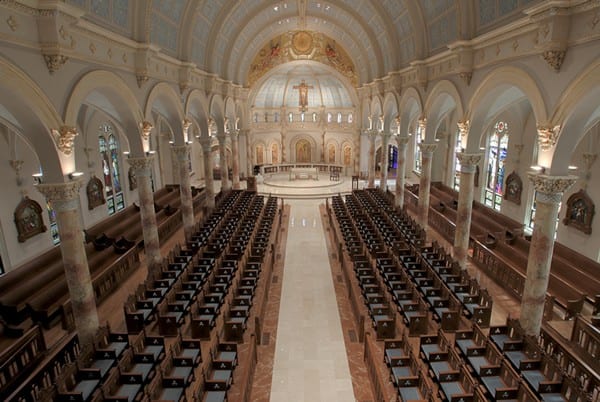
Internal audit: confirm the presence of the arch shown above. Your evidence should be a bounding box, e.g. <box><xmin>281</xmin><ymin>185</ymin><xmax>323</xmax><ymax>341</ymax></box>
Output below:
<box><xmin>65</xmin><ymin>70</ymin><xmax>145</xmax><ymax>158</ymax></box>
<box><xmin>185</xmin><ymin>89</ymin><xmax>210</xmax><ymax>139</ymax></box>
<box><xmin>0</xmin><ymin>58</ymin><xmax>65</xmax><ymax>181</ymax></box>
<box><xmin>424</xmin><ymin>80</ymin><xmax>464</xmax><ymax>141</ymax></box>
<box><xmin>290</xmin><ymin>134</ymin><xmax>318</xmax><ymax>163</ymax></box>
<box><xmin>223</xmin><ymin>97</ymin><xmax>236</xmax><ymax>131</ymax></box>
<box><xmin>466</xmin><ymin>66</ymin><xmax>547</xmax><ymax>151</ymax></box>
<box><xmin>550</xmin><ymin>61</ymin><xmax>600</xmax><ymax>174</ymax></box>
<box><xmin>383</xmin><ymin>91</ymin><xmax>400</xmax><ymax>132</ymax></box>
<box><xmin>145</xmin><ymin>83</ymin><xmax>185</xmax><ymax>144</ymax></box>
<box><xmin>252</xmin><ymin>139</ymin><xmax>267</xmax><ymax>165</ymax></box>
<box><xmin>397</xmin><ymin>86</ymin><xmax>423</xmax><ymax>138</ymax></box>
<box><xmin>209</xmin><ymin>94</ymin><xmax>225</xmax><ymax>134</ymax></box>
<box><xmin>371</xmin><ymin>95</ymin><xmax>383</xmax><ymax>130</ymax></box>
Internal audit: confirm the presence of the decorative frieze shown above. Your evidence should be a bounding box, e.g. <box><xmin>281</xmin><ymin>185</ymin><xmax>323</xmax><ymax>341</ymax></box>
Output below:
<box><xmin>536</xmin><ymin>125</ymin><xmax>560</xmax><ymax>150</ymax></box>
<box><xmin>43</xmin><ymin>54</ymin><xmax>68</xmax><ymax>74</ymax></box>
<box><xmin>139</xmin><ymin>121</ymin><xmax>153</xmax><ymax>141</ymax></box>
<box><xmin>542</xmin><ymin>50</ymin><xmax>566</xmax><ymax>72</ymax></box>
<box><xmin>52</xmin><ymin>126</ymin><xmax>78</xmax><ymax>155</ymax></box>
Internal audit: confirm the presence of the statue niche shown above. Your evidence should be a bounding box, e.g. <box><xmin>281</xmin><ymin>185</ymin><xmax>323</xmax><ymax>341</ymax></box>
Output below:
<box><xmin>296</xmin><ymin>139</ymin><xmax>311</xmax><ymax>163</ymax></box>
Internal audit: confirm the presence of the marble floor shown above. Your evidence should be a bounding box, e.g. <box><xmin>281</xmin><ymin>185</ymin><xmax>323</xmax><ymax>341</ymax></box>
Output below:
<box><xmin>269</xmin><ymin>199</ymin><xmax>355</xmax><ymax>402</ymax></box>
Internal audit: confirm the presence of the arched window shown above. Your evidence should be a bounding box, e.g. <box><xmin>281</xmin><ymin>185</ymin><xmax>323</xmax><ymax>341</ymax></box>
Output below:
<box><xmin>337</xmin><ymin>112</ymin><xmax>342</xmax><ymax>123</ymax></box>
<box><xmin>312</xmin><ymin>112</ymin><xmax>318</xmax><ymax>122</ymax></box>
<box><xmin>253</xmin><ymin>113</ymin><xmax>259</xmax><ymax>123</ymax></box>
<box><xmin>288</xmin><ymin>112</ymin><xmax>293</xmax><ymax>122</ymax></box>
<box><xmin>347</xmin><ymin>113</ymin><xmax>353</xmax><ymax>124</ymax></box>
<box><xmin>327</xmin><ymin>112</ymin><xmax>332</xmax><ymax>123</ymax></box>
<box><xmin>99</xmin><ymin>123</ymin><xmax>124</xmax><ymax>215</ymax></box>
<box><xmin>301</xmin><ymin>112</ymin><xmax>305</xmax><ymax>122</ymax></box>
<box><xmin>414</xmin><ymin>123</ymin><xmax>423</xmax><ymax>173</ymax></box>
<box><xmin>274</xmin><ymin>112</ymin><xmax>279</xmax><ymax>122</ymax></box>
<box><xmin>484</xmin><ymin>121</ymin><xmax>509</xmax><ymax>211</ymax></box>
<box><xmin>453</xmin><ymin>129</ymin><xmax>463</xmax><ymax>191</ymax></box>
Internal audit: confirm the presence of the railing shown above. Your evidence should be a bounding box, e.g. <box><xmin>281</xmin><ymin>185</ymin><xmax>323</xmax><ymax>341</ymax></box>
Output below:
<box><xmin>260</xmin><ymin>163</ymin><xmax>344</xmax><ymax>176</ymax></box>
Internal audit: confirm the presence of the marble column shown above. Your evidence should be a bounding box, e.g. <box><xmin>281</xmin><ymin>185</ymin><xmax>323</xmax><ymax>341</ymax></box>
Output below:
<box><xmin>37</xmin><ymin>180</ymin><xmax>99</xmax><ymax>345</ymax></box>
<box><xmin>520</xmin><ymin>174</ymin><xmax>576</xmax><ymax>336</ymax></box>
<box><xmin>230</xmin><ymin>130</ymin><xmax>240</xmax><ymax>189</ymax></box>
<box><xmin>353</xmin><ymin>131</ymin><xmax>360</xmax><ymax>175</ymax></box>
<box><xmin>321</xmin><ymin>131</ymin><xmax>326</xmax><ymax>162</ymax></box>
<box><xmin>417</xmin><ymin>143</ymin><xmax>437</xmax><ymax>227</ymax></box>
<box><xmin>367</xmin><ymin>130</ymin><xmax>376</xmax><ymax>188</ymax></box>
<box><xmin>381</xmin><ymin>133</ymin><xmax>391</xmax><ymax>191</ymax></box>
<box><xmin>127</xmin><ymin>156</ymin><xmax>162</xmax><ymax>274</ymax></box>
<box><xmin>453</xmin><ymin>153</ymin><xmax>482</xmax><ymax>268</ymax></box>
<box><xmin>395</xmin><ymin>136</ymin><xmax>410</xmax><ymax>209</ymax></box>
<box><xmin>172</xmin><ymin>145</ymin><xmax>194</xmax><ymax>242</ymax></box>
<box><xmin>218</xmin><ymin>135</ymin><xmax>230</xmax><ymax>191</ymax></box>
<box><xmin>244</xmin><ymin>130</ymin><xmax>252</xmax><ymax>177</ymax></box>
<box><xmin>200</xmin><ymin>138</ymin><xmax>216</xmax><ymax>209</ymax></box>
<box><xmin>281</xmin><ymin>130</ymin><xmax>287</xmax><ymax>163</ymax></box>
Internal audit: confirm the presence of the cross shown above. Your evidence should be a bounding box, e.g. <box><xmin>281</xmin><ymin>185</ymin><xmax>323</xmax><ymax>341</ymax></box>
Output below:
<box><xmin>293</xmin><ymin>79</ymin><xmax>314</xmax><ymax>112</ymax></box>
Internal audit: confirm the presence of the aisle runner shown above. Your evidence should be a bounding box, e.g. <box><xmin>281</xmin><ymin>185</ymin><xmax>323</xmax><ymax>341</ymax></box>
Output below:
<box><xmin>270</xmin><ymin>200</ymin><xmax>355</xmax><ymax>402</ymax></box>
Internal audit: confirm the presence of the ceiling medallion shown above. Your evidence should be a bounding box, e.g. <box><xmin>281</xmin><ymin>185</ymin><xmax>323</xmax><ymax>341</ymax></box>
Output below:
<box><xmin>292</xmin><ymin>31</ymin><xmax>314</xmax><ymax>55</ymax></box>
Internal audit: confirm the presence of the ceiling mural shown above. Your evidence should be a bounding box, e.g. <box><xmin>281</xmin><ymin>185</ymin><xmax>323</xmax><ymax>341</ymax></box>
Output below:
<box><xmin>248</xmin><ymin>30</ymin><xmax>358</xmax><ymax>87</ymax></box>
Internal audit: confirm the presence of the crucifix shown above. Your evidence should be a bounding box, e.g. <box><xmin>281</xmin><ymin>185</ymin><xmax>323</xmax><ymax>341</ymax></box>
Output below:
<box><xmin>293</xmin><ymin>79</ymin><xmax>313</xmax><ymax>112</ymax></box>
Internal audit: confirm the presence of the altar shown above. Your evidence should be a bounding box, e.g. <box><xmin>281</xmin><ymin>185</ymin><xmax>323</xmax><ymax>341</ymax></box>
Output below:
<box><xmin>289</xmin><ymin>167</ymin><xmax>319</xmax><ymax>180</ymax></box>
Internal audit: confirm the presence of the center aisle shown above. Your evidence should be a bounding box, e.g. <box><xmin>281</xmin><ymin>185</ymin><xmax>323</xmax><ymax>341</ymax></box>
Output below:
<box><xmin>270</xmin><ymin>199</ymin><xmax>355</xmax><ymax>402</ymax></box>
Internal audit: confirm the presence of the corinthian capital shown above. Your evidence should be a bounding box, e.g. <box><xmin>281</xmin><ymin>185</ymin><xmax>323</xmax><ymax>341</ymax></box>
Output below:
<box><xmin>37</xmin><ymin>180</ymin><xmax>82</xmax><ymax>211</ymax></box>
<box><xmin>52</xmin><ymin>126</ymin><xmax>78</xmax><ymax>156</ymax></box>
<box><xmin>528</xmin><ymin>173</ymin><xmax>576</xmax><ymax>202</ymax></box>
<box><xmin>171</xmin><ymin>145</ymin><xmax>191</xmax><ymax>162</ymax></box>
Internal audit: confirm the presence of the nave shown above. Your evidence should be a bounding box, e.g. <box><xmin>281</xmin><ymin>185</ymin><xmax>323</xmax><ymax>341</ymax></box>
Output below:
<box><xmin>2</xmin><ymin>169</ymin><xmax>600</xmax><ymax>402</ymax></box>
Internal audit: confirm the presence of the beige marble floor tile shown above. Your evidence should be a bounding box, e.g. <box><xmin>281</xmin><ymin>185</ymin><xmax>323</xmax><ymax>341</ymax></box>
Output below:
<box><xmin>270</xmin><ymin>200</ymin><xmax>355</xmax><ymax>402</ymax></box>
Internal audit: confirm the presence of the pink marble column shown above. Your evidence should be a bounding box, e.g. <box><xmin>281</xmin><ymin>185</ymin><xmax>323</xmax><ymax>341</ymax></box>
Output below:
<box><xmin>394</xmin><ymin>136</ymin><xmax>410</xmax><ymax>209</ymax></box>
<box><xmin>127</xmin><ymin>156</ymin><xmax>162</xmax><ymax>275</ymax></box>
<box><xmin>37</xmin><ymin>180</ymin><xmax>99</xmax><ymax>345</ymax></box>
<box><xmin>172</xmin><ymin>145</ymin><xmax>194</xmax><ymax>241</ymax></box>
<box><xmin>281</xmin><ymin>130</ymin><xmax>287</xmax><ymax>163</ymax></box>
<box><xmin>417</xmin><ymin>143</ymin><xmax>437</xmax><ymax>227</ymax></box>
<box><xmin>218</xmin><ymin>135</ymin><xmax>230</xmax><ymax>191</ymax></box>
<box><xmin>520</xmin><ymin>174</ymin><xmax>576</xmax><ymax>336</ymax></box>
<box><xmin>367</xmin><ymin>130</ymin><xmax>376</xmax><ymax>188</ymax></box>
<box><xmin>231</xmin><ymin>130</ymin><xmax>240</xmax><ymax>189</ymax></box>
<box><xmin>354</xmin><ymin>131</ymin><xmax>360</xmax><ymax>175</ymax></box>
<box><xmin>453</xmin><ymin>153</ymin><xmax>482</xmax><ymax>268</ymax></box>
<box><xmin>200</xmin><ymin>138</ymin><xmax>216</xmax><ymax>209</ymax></box>
<box><xmin>381</xmin><ymin>133</ymin><xmax>391</xmax><ymax>191</ymax></box>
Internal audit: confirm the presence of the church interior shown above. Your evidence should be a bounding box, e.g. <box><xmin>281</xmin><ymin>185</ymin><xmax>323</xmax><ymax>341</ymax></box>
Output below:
<box><xmin>0</xmin><ymin>1</ymin><xmax>599</xmax><ymax>401</ymax></box>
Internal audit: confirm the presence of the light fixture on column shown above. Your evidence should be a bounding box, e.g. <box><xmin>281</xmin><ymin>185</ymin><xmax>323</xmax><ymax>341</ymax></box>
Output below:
<box><xmin>32</xmin><ymin>172</ymin><xmax>43</xmax><ymax>184</ymax></box>
<box><xmin>530</xmin><ymin>165</ymin><xmax>545</xmax><ymax>174</ymax></box>
<box><xmin>168</xmin><ymin>140</ymin><xmax>174</xmax><ymax>145</ymax></box>
<box><xmin>568</xmin><ymin>165</ymin><xmax>578</xmax><ymax>171</ymax></box>
<box><xmin>146</xmin><ymin>150</ymin><xmax>156</xmax><ymax>156</ymax></box>
<box><xmin>68</xmin><ymin>171</ymin><xmax>84</xmax><ymax>180</ymax></box>
<box><xmin>123</xmin><ymin>151</ymin><xmax>131</xmax><ymax>158</ymax></box>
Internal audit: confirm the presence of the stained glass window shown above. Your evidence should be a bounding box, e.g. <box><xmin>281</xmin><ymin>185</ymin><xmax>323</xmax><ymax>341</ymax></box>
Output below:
<box><xmin>414</xmin><ymin>123</ymin><xmax>423</xmax><ymax>173</ymax></box>
<box><xmin>99</xmin><ymin>123</ymin><xmax>124</xmax><ymax>215</ymax></box>
<box><xmin>312</xmin><ymin>112</ymin><xmax>317</xmax><ymax>122</ymax></box>
<box><xmin>288</xmin><ymin>112</ymin><xmax>293</xmax><ymax>122</ymax></box>
<box><xmin>484</xmin><ymin>121</ymin><xmax>509</xmax><ymax>211</ymax></box>
<box><xmin>327</xmin><ymin>112</ymin><xmax>332</xmax><ymax>123</ymax></box>
<box><xmin>347</xmin><ymin>113</ymin><xmax>353</xmax><ymax>124</ymax></box>
<box><xmin>337</xmin><ymin>112</ymin><xmax>342</xmax><ymax>123</ymax></box>
<box><xmin>453</xmin><ymin>129</ymin><xmax>463</xmax><ymax>191</ymax></box>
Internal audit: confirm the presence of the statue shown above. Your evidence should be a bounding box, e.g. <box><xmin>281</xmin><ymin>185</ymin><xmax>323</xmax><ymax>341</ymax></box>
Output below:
<box><xmin>293</xmin><ymin>80</ymin><xmax>313</xmax><ymax>112</ymax></box>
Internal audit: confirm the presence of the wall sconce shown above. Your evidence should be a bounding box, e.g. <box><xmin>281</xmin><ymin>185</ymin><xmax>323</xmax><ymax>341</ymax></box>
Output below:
<box><xmin>168</xmin><ymin>140</ymin><xmax>174</xmax><ymax>145</ymax></box>
<box><xmin>123</xmin><ymin>151</ymin><xmax>130</xmax><ymax>158</ymax></box>
<box><xmin>68</xmin><ymin>171</ymin><xmax>84</xmax><ymax>180</ymax></box>
<box><xmin>146</xmin><ymin>150</ymin><xmax>156</xmax><ymax>156</ymax></box>
<box><xmin>568</xmin><ymin>165</ymin><xmax>578</xmax><ymax>171</ymax></box>
<box><xmin>32</xmin><ymin>172</ymin><xmax>43</xmax><ymax>184</ymax></box>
